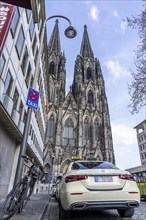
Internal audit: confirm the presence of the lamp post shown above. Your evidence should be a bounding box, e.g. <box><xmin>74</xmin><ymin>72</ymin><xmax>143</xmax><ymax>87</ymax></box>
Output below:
<box><xmin>14</xmin><ymin>15</ymin><xmax>77</xmax><ymax>184</ymax></box>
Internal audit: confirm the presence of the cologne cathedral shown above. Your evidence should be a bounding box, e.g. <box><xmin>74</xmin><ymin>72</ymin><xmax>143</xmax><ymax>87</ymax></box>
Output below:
<box><xmin>44</xmin><ymin>20</ymin><xmax>115</xmax><ymax>175</ymax></box>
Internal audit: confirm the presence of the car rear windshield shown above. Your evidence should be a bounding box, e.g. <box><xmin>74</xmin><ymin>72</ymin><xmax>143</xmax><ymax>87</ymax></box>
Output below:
<box><xmin>71</xmin><ymin>162</ymin><xmax>118</xmax><ymax>170</ymax></box>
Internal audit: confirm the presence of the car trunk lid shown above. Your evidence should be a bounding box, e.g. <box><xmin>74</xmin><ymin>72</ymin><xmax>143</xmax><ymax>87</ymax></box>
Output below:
<box><xmin>74</xmin><ymin>169</ymin><xmax>126</xmax><ymax>190</ymax></box>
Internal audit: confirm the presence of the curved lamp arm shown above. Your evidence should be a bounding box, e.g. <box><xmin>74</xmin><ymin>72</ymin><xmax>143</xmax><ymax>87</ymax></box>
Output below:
<box><xmin>45</xmin><ymin>15</ymin><xmax>77</xmax><ymax>39</ymax></box>
<box><xmin>46</xmin><ymin>15</ymin><xmax>72</xmax><ymax>26</ymax></box>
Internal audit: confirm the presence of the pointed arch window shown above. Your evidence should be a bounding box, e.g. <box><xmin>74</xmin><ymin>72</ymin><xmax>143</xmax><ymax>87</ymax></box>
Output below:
<box><xmin>47</xmin><ymin>115</ymin><xmax>55</xmax><ymax>137</ymax></box>
<box><xmin>49</xmin><ymin>83</ymin><xmax>55</xmax><ymax>102</ymax></box>
<box><xmin>83</xmin><ymin>117</ymin><xmax>89</xmax><ymax>140</ymax></box>
<box><xmin>94</xmin><ymin>118</ymin><xmax>99</xmax><ymax>141</ymax></box>
<box><xmin>87</xmin><ymin>67</ymin><xmax>92</xmax><ymax>80</ymax></box>
<box><xmin>95</xmin><ymin>63</ymin><xmax>99</xmax><ymax>79</ymax></box>
<box><xmin>49</xmin><ymin>62</ymin><xmax>55</xmax><ymax>75</ymax></box>
<box><xmin>63</xmin><ymin>118</ymin><xmax>75</xmax><ymax>147</ymax></box>
<box><xmin>88</xmin><ymin>90</ymin><xmax>93</xmax><ymax>104</ymax></box>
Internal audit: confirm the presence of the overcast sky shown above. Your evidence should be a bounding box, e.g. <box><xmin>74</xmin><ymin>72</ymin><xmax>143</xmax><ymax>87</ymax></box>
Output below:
<box><xmin>45</xmin><ymin>0</ymin><xmax>146</xmax><ymax>170</ymax></box>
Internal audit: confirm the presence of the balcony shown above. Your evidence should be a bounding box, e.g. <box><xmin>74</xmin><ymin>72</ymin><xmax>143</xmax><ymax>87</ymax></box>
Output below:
<box><xmin>0</xmin><ymin>103</ymin><xmax>22</xmax><ymax>142</ymax></box>
<box><xmin>2</xmin><ymin>95</ymin><xmax>14</xmax><ymax>115</ymax></box>
<box><xmin>12</xmin><ymin>109</ymin><xmax>20</xmax><ymax>126</ymax></box>
<box><xmin>18</xmin><ymin>120</ymin><xmax>24</xmax><ymax>134</ymax></box>
<box><xmin>27</xmin><ymin>135</ymin><xmax>33</xmax><ymax>146</ymax></box>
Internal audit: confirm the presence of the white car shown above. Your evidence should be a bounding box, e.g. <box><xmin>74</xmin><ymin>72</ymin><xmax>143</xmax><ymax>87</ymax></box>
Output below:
<box><xmin>58</xmin><ymin>160</ymin><xmax>140</xmax><ymax>219</ymax></box>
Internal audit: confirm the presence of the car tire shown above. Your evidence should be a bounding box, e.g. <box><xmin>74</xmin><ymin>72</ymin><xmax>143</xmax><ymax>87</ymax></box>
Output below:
<box><xmin>117</xmin><ymin>208</ymin><xmax>135</xmax><ymax>218</ymax></box>
<box><xmin>59</xmin><ymin>203</ymin><xmax>70</xmax><ymax>219</ymax></box>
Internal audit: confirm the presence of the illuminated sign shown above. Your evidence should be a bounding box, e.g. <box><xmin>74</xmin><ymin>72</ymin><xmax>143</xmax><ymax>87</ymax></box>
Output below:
<box><xmin>0</xmin><ymin>3</ymin><xmax>15</xmax><ymax>55</ymax></box>
<box><xmin>0</xmin><ymin>1</ymin><xmax>39</xmax><ymax>23</ymax></box>
<box><xmin>71</xmin><ymin>156</ymin><xmax>82</xmax><ymax>160</ymax></box>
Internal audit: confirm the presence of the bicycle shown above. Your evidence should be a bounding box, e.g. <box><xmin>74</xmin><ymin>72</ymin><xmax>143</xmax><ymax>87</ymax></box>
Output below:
<box><xmin>0</xmin><ymin>155</ymin><xmax>45</xmax><ymax>220</ymax></box>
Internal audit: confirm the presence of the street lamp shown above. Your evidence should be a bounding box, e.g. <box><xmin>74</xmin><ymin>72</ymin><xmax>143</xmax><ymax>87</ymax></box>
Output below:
<box><xmin>14</xmin><ymin>15</ymin><xmax>77</xmax><ymax>184</ymax></box>
<box><xmin>46</xmin><ymin>15</ymin><xmax>77</xmax><ymax>39</ymax></box>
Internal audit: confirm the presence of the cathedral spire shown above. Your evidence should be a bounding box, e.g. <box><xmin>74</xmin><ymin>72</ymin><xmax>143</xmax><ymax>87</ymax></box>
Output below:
<box><xmin>80</xmin><ymin>25</ymin><xmax>94</xmax><ymax>59</ymax></box>
<box><xmin>48</xmin><ymin>19</ymin><xmax>61</xmax><ymax>54</ymax></box>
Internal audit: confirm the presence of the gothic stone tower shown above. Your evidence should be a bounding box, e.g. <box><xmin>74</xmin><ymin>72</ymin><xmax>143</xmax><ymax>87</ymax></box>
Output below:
<box><xmin>44</xmin><ymin>22</ymin><xmax>115</xmax><ymax>173</ymax></box>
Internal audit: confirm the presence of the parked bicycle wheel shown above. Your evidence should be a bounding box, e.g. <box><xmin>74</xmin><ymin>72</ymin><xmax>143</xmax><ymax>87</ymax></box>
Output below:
<box><xmin>18</xmin><ymin>183</ymin><xmax>34</xmax><ymax>213</ymax></box>
<box><xmin>0</xmin><ymin>181</ymin><xmax>27</xmax><ymax>220</ymax></box>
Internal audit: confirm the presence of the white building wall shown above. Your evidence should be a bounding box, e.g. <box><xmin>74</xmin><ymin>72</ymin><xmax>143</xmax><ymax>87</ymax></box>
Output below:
<box><xmin>0</xmin><ymin>124</ymin><xmax>18</xmax><ymax>198</ymax></box>
<box><xmin>0</xmin><ymin>2</ymin><xmax>47</xmax><ymax>198</ymax></box>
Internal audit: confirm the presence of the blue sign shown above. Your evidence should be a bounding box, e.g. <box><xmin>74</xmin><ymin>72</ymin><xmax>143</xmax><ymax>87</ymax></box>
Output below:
<box><xmin>26</xmin><ymin>87</ymin><xmax>40</xmax><ymax>110</ymax></box>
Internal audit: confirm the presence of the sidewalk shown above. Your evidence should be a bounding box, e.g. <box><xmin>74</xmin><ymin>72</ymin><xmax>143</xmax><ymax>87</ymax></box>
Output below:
<box><xmin>10</xmin><ymin>190</ymin><xmax>51</xmax><ymax>220</ymax></box>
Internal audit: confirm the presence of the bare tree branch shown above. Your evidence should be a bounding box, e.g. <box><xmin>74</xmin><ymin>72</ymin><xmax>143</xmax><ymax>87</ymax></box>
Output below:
<box><xmin>127</xmin><ymin>4</ymin><xmax>146</xmax><ymax>114</ymax></box>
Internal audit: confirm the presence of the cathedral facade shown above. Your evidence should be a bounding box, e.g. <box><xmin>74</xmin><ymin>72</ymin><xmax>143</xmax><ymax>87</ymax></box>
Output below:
<box><xmin>44</xmin><ymin>21</ymin><xmax>115</xmax><ymax>175</ymax></box>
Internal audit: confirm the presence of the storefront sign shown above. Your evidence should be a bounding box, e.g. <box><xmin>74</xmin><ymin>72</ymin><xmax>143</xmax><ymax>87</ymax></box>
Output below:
<box><xmin>0</xmin><ymin>3</ymin><xmax>15</xmax><ymax>55</ymax></box>
<box><xmin>0</xmin><ymin>1</ymin><xmax>31</xmax><ymax>9</ymax></box>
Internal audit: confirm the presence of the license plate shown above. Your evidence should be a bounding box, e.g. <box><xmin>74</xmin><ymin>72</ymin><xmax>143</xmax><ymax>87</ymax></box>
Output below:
<box><xmin>94</xmin><ymin>176</ymin><xmax>113</xmax><ymax>182</ymax></box>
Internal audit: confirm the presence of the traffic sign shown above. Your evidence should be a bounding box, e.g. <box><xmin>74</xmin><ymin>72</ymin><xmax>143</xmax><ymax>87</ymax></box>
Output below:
<box><xmin>26</xmin><ymin>87</ymin><xmax>40</xmax><ymax>110</ymax></box>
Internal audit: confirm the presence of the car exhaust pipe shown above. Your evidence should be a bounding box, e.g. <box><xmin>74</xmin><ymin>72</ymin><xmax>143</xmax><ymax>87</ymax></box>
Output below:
<box><xmin>127</xmin><ymin>202</ymin><xmax>139</xmax><ymax>208</ymax></box>
<box><xmin>71</xmin><ymin>203</ymin><xmax>87</xmax><ymax>210</ymax></box>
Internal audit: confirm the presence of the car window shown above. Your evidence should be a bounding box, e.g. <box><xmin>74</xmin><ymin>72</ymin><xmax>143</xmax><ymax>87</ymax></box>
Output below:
<box><xmin>71</xmin><ymin>162</ymin><xmax>119</xmax><ymax>170</ymax></box>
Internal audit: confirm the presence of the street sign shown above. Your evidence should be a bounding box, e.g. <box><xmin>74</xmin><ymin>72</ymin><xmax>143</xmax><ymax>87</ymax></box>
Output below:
<box><xmin>26</xmin><ymin>87</ymin><xmax>40</xmax><ymax>110</ymax></box>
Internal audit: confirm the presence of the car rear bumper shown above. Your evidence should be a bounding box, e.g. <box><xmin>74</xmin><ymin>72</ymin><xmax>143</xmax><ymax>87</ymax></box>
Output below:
<box><xmin>70</xmin><ymin>200</ymin><xmax>139</xmax><ymax>210</ymax></box>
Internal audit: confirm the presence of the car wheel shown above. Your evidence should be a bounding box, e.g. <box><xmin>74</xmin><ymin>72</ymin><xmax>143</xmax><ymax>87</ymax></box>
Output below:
<box><xmin>59</xmin><ymin>204</ymin><xmax>70</xmax><ymax>219</ymax></box>
<box><xmin>117</xmin><ymin>208</ymin><xmax>135</xmax><ymax>218</ymax></box>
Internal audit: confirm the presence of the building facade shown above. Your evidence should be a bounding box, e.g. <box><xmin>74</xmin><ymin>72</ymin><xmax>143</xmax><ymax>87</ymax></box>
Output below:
<box><xmin>44</xmin><ymin>22</ymin><xmax>115</xmax><ymax>177</ymax></box>
<box><xmin>134</xmin><ymin>119</ymin><xmax>146</xmax><ymax>166</ymax></box>
<box><xmin>0</xmin><ymin>1</ymin><xmax>48</xmax><ymax>198</ymax></box>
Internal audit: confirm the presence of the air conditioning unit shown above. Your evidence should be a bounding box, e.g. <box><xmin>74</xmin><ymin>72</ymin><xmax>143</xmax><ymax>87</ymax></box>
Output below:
<box><xmin>3</xmin><ymin>95</ymin><xmax>13</xmax><ymax>115</ymax></box>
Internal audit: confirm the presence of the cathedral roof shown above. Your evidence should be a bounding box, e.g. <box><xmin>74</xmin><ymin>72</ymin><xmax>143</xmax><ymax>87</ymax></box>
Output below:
<box><xmin>48</xmin><ymin>19</ymin><xmax>61</xmax><ymax>54</ymax></box>
<box><xmin>80</xmin><ymin>25</ymin><xmax>94</xmax><ymax>59</ymax></box>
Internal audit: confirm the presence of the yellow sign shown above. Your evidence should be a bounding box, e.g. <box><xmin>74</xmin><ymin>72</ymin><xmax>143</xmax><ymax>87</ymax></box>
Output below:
<box><xmin>71</xmin><ymin>156</ymin><xmax>82</xmax><ymax>160</ymax></box>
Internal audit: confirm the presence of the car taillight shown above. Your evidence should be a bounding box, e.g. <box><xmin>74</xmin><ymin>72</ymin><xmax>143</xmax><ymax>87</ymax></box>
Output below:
<box><xmin>65</xmin><ymin>175</ymin><xmax>88</xmax><ymax>183</ymax></box>
<box><xmin>119</xmin><ymin>174</ymin><xmax>135</xmax><ymax>181</ymax></box>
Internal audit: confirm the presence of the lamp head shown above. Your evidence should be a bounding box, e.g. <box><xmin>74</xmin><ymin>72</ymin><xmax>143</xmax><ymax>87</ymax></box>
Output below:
<box><xmin>64</xmin><ymin>26</ymin><xmax>77</xmax><ymax>38</ymax></box>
